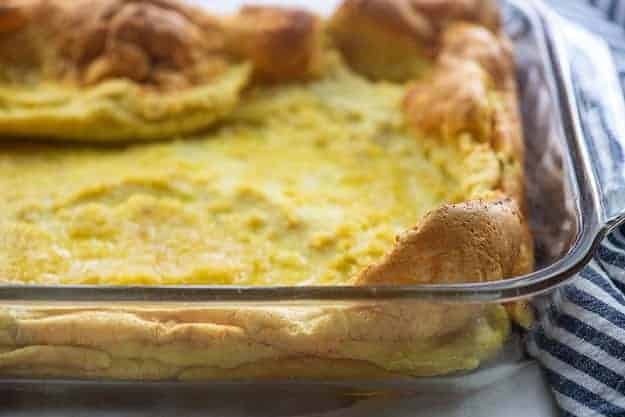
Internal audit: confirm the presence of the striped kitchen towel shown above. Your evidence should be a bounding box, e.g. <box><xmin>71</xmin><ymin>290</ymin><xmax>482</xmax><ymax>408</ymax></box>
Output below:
<box><xmin>527</xmin><ymin>1</ymin><xmax>625</xmax><ymax>416</ymax></box>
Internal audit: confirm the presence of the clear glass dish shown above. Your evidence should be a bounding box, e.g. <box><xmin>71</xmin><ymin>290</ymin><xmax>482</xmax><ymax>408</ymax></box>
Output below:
<box><xmin>1</xmin><ymin>0</ymin><xmax>625</xmax><ymax>389</ymax></box>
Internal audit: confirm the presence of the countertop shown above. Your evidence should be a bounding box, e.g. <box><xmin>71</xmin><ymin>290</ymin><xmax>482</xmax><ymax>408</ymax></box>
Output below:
<box><xmin>0</xmin><ymin>362</ymin><xmax>558</xmax><ymax>417</ymax></box>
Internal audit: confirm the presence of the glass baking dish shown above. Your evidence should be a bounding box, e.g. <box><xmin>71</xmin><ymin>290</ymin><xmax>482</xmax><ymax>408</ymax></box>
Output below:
<box><xmin>1</xmin><ymin>0</ymin><xmax>625</xmax><ymax>390</ymax></box>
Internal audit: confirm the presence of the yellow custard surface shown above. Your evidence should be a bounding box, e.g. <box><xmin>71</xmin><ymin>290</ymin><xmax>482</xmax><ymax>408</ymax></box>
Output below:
<box><xmin>0</xmin><ymin>63</ymin><xmax>502</xmax><ymax>286</ymax></box>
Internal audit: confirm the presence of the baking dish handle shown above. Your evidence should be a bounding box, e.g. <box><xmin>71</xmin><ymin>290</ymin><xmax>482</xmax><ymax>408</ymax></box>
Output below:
<box><xmin>551</xmin><ymin>16</ymin><xmax>625</xmax><ymax>230</ymax></box>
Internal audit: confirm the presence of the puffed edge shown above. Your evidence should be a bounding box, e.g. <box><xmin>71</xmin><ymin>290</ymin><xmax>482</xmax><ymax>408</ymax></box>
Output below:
<box><xmin>398</xmin><ymin>19</ymin><xmax>534</xmax><ymax>325</ymax></box>
<box><xmin>327</xmin><ymin>0</ymin><xmax>501</xmax><ymax>80</ymax></box>
<box><xmin>0</xmin><ymin>0</ymin><xmax>325</xmax><ymax>87</ymax></box>
<box><xmin>0</xmin><ymin>299</ymin><xmax>508</xmax><ymax>379</ymax></box>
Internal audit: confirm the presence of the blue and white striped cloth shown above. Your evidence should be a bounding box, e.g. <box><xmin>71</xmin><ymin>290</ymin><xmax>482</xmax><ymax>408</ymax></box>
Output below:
<box><xmin>527</xmin><ymin>1</ymin><xmax>625</xmax><ymax>415</ymax></box>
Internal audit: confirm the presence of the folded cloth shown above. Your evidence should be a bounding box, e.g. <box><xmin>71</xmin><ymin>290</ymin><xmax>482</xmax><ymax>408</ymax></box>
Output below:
<box><xmin>527</xmin><ymin>1</ymin><xmax>625</xmax><ymax>416</ymax></box>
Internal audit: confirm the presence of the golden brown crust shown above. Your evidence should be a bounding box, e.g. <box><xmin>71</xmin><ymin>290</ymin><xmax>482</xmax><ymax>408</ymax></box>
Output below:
<box><xmin>402</xmin><ymin>22</ymin><xmax>527</xmax><ymax>213</ymax></box>
<box><xmin>402</xmin><ymin>57</ymin><xmax>494</xmax><ymax>141</ymax></box>
<box><xmin>0</xmin><ymin>0</ymin><xmax>324</xmax><ymax>88</ymax></box>
<box><xmin>0</xmin><ymin>0</ymin><xmax>227</xmax><ymax>88</ymax></box>
<box><xmin>328</xmin><ymin>0</ymin><xmax>433</xmax><ymax>81</ymax></box>
<box><xmin>0</xmin><ymin>2</ymin><xmax>29</xmax><ymax>33</ymax></box>
<box><xmin>410</xmin><ymin>0</ymin><xmax>501</xmax><ymax>33</ymax></box>
<box><xmin>328</xmin><ymin>0</ymin><xmax>501</xmax><ymax>80</ymax></box>
<box><xmin>402</xmin><ymin>23</ymin><xmax>516</xmax><ymax>139</ymax></box>
<box><xmin>440</xmin><ymin>22</ymin><xmax>515</xmax><ymax>91</ymax></box>
<box><xmin>222</xmin><ymin>6</ymin><xmax>324</xmax><ymax>82</ymax></box>
<box><xmin>65</xmin><ymin>0</ymin><xmax>226</xmax><ymax>87</ymax></box>
<box><xmin>356</xmin><ymin>199</ymin><xmax>530</xmax><ymax>285</ymax></box>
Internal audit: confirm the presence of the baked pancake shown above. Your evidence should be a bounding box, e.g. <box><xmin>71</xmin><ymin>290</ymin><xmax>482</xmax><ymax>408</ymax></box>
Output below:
<box><xmin>0</xmin><ymin>0</ymin><xmax>534</xmax><ymax>379</ymax></box>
